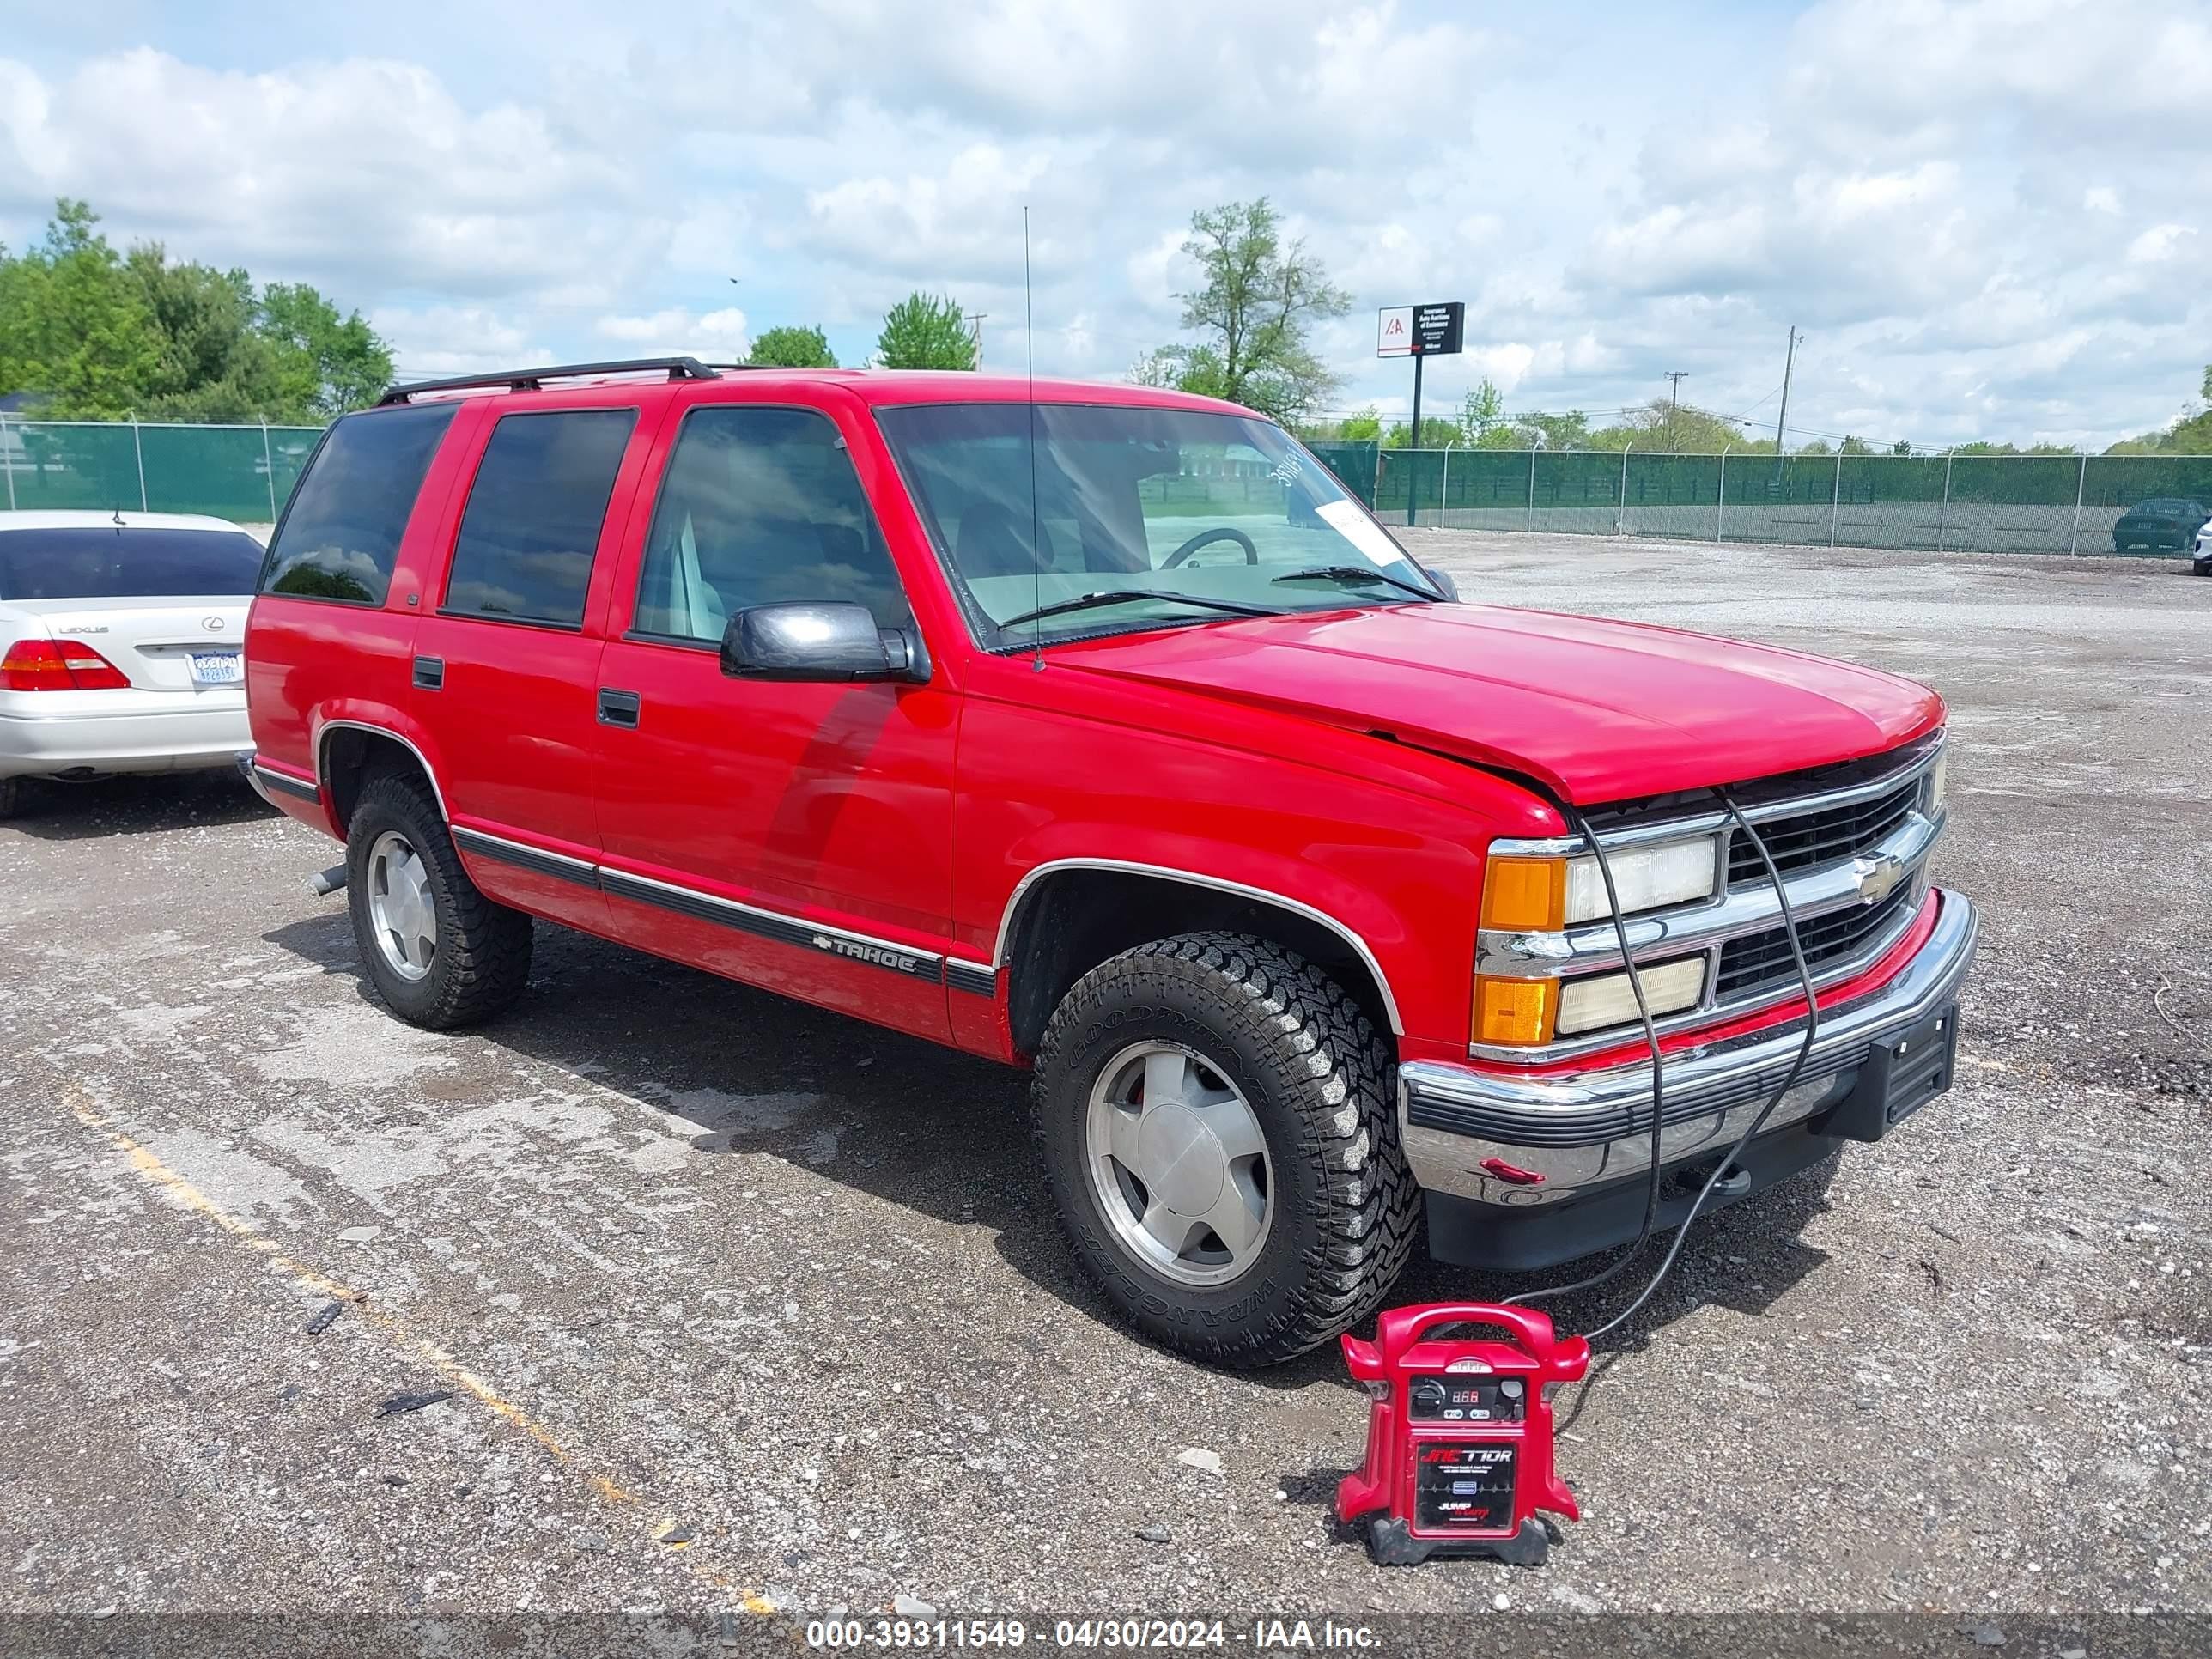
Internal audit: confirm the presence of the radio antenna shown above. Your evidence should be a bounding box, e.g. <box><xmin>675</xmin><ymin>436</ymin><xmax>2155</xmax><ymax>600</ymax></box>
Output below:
<box><xmin>1024</xmin><ymin>205</ymin><xmax>1043</xmax><ymax>672</ymax></box>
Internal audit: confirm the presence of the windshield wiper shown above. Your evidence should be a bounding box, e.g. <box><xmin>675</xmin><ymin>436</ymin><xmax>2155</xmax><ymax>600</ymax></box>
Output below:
<box><xmin>1270</xmin><ymin>564</ymin><xmax>1443</xmax><ymax>603</ymax></box>
<box><xmin>996</xmin><ymin>589</ymin><xmax>1285</xmax><ymax>630</ymax></box>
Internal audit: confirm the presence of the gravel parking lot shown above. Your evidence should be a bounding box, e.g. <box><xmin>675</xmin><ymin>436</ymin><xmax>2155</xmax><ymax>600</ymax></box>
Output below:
<box><xmin>2</xmin><ymin>532</ymin><xmax>2206</xmax><ymax>1631</ymax></box>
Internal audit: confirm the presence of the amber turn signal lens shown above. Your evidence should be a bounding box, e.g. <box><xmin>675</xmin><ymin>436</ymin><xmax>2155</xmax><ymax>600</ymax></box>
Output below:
<box><xmin>1480</xmin><ymin>856</ymin><xmax>1568</xmax><ymax>931</ymax></box>
<box><xmin>1472</xmin><ymin>975</ymin><xmax>1559</xmax><ymax>1047</ymax></box>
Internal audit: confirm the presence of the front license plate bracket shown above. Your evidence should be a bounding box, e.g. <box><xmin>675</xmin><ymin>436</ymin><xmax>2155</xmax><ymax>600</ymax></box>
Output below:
<box><xmin>1820</xmin><ymin>1001</ymin><xmax>1960</xmax><ymax>1142</ymax></box>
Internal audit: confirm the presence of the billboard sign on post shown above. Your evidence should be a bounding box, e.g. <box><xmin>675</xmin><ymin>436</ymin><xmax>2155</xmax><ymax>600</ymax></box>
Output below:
<box><xmin>1376</xmin><ymin>303</ymin><xmax>1463</xmax><ymax>358</ymax></box>
<box><xmin>1377</xmin><ymin>301</ymin><xmax>1466</xmax><ymax>523</ymax></box>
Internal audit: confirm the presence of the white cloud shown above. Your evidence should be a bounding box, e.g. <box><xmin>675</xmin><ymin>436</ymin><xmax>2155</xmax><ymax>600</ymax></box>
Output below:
<box><xmin>803</xmin><ymin>143</ymin><xmax>1048</xmax><ymax>283</ymax></box>
<box><xmin>3</xmin><ymin>0</ymin><xmax>2208</xmax><ymax>450</ymax></box>
<box><xmin>2125</xmin><ymin>223</ymin><xmax>2196</xmax><ymax>264</ymax></box>
<box><xmin>373</xmin><ymin>306</ymin><xmax>553</xmax><ymax>380</ymax></box>
<box><xmin>595</xmin><ymin>307</ymin><xmax>750</xmax><ymax>361</ymax></box>
<box><xmin>0</xmin><ymin>48</ymin><xmax>656</xmax><ymax>302</ymax></box>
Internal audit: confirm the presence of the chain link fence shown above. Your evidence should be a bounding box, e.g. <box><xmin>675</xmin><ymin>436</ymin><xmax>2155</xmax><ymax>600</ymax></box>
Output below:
<box><xmin>9</xmin><ymin>418</ymin><xmax>2207</xmax><ymax>558</ymax></box>
<box><xmin>1322</xmin><ymin>446</ymin><xmax>2212</xmax><ymax>556</ymax></box>
<box><xmin>0</xmin><ymin>418</ymin><xmax>325</xmax><ymax>524</ymax></box>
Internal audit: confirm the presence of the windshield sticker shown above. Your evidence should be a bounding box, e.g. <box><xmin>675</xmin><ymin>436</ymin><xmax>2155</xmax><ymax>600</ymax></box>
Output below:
<box><xmin>1316</xmin><ymin>499</ymin><xmax>1404</xmax><ymax>568</ymax></box>
<box><xmin>1268</xmin><ymin>454</ymin><xmax>1304</xmax><ymax>487</ymax></box>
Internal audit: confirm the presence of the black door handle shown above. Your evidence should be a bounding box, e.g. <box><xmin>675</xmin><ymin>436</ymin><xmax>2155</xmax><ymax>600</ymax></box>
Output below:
<box><xmin>412</xmin><ymin>655</ymin><xmax>445</xmax><ymax>690</ymax></box>
<box><xmin>597</xmin><ymin>688</ymin><xmax>641</xmax><ymax>728</ymax></box>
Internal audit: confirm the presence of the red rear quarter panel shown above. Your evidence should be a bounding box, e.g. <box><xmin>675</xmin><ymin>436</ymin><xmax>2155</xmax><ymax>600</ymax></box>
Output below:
<box><xmin>244</xmin><ymin>398</ymin><xmax>490</xmax><ymax>838</ymax></box>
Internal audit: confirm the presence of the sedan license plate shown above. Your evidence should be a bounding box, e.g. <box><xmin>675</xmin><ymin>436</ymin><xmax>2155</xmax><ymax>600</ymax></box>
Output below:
<box><xmin>189</xmin><ymin>649</ymin><xmax>244</xmax><ymax>687</ymax></box>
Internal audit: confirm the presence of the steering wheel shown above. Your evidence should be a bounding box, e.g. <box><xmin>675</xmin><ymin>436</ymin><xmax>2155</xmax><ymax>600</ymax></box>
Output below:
<box><xmin>1162</xmin><ymin>526</ymin><xmax>1260</xmax><ymax>568</ymax></box>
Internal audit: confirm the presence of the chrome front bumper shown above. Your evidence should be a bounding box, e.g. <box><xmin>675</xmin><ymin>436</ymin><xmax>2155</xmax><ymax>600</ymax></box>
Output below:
<box><xmin>1401</xmin><ymin>889</ymin><xmax>1978</xmax><ymax>1207</ymax></box>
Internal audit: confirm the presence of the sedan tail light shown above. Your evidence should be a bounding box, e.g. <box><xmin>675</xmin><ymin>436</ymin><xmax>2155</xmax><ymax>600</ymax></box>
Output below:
<box><xmin>0</xmin><ymin>638</ymin><xmax>132</xmax><ymax>691</ymax></box>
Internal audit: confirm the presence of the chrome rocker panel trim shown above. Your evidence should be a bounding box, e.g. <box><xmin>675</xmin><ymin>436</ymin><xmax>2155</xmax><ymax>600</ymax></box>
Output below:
<box><xmin>1401</xmin><ymin>889</ymin><xmax>1977</xmax><ymax>1207</ymax></box>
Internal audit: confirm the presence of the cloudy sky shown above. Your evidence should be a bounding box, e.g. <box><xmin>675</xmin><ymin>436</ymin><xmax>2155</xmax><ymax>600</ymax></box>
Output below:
<box><xmin>2</xmin><ymin>0</ymin><xmax>2205</xmax><ymax>448</ymax></box>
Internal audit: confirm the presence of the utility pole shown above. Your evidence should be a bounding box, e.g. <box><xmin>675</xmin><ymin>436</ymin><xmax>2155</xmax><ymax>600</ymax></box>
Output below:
<box><xmin>964</xmin><ymin>312</ymin><xmax>988</xmax><ymax>368</ymax></box>
<box><xmin>1664</xmin><ymin>371</ymin><xmax>1688</xmax><ymax>452</ymax></box>
<box><xmin>1772</xmin><ymin>326</ymin><xmax>1800</xmax><ymax>484</ymax></box>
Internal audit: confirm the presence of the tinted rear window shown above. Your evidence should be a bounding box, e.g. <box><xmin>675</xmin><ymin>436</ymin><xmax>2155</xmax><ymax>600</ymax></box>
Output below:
<box><xmin>444</xmin><ymin>410</ymin><xmax>636</xmax><ymax>627</ymax></box>
<box><xmin>261</xmin><ymin>404</ymin><xmax>456</xmax><ymax>605</ymax></box>
<box><xmin>0</xmin><ymin>526</ymin><xmax>266</xmax><ymax>601</ymax></box>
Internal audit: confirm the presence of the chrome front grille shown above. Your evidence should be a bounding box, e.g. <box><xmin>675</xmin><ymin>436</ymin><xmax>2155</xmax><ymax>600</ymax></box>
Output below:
<box><xmin>1474</xmin><ymin>732</ymin><xmax>1948</xmax><ymax>1063</ymax></box>
<box><xmin>1724</xmin><ymin>775</ymin><xmax>1921</xmax><ymax>884</ymax></box>
<box><xmin>1714</xmin><ymin>881</ymin><xmax>1917</xmax><ymax>1000</ymax></box>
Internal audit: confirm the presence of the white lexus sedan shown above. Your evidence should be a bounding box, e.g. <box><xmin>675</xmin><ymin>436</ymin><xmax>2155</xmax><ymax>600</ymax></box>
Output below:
<box><xmin>0</xmin><ymin>510</ymin><xmax>265</xmax><ymax>817</ymax></box>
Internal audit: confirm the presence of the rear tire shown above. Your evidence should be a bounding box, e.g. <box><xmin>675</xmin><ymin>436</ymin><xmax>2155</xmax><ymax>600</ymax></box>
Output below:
<box><xmin>345</xmin><ymin>771</ymin><xmax>532</xmax><ymax>1029</ymax></box>
<box><xmin>1031</xmin><ymin>933</ymin><xmax>1419</xmax><ymax>1367</ymax></box>
<box><xmin>0</xmin><ymin>778</ymin><xmax>19</xmax><ymax>820</ymax></box>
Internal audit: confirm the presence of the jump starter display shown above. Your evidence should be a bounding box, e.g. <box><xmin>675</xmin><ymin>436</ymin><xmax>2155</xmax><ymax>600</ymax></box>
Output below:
<box><xmin>1336</xmin><ymin>1302</ymin><xmax>1589</xmax><ymax>1566</ymax></box>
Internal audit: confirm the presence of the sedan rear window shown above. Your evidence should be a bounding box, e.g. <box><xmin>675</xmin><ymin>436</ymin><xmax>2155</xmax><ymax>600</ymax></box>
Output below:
<box><xmin>0</xmin><ymin>526</ymin><xmax>266</xmax><ymax>601</ymax></box>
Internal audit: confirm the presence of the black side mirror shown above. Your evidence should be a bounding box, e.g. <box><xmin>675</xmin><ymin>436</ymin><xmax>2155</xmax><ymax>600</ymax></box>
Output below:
<box><xmin>720</xmin><ymin>603</ymin><xmax>927</xmax><ymax>684</ymax></box>
<box><xmin>1421</xmin><ymin>564</ymin><xmax>1462</xmax><ymax>602</ymax></box>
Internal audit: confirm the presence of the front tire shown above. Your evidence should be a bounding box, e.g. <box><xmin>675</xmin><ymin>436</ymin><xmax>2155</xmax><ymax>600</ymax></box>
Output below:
<box><xmin>345</xmin><ymin>771</ymin><xmax>532</xmax><ymax>1029</ymax></box>
<box><xmin>1031</xmin><ymin>933</ymin><xmax>1419</xmax><ymax>1367</ymax></box>
<box><xmin>0</xmin><ymin>778</ymin><xmax>20</xmax><ymax>820</ymax></box>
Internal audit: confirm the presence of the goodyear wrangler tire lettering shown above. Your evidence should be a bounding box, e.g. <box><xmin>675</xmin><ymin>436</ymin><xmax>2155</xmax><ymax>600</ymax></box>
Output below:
<box><xmin>1030</xmin><ymin>932</ymin><xmax>1418</xmax><ymax>1369</ymax></box>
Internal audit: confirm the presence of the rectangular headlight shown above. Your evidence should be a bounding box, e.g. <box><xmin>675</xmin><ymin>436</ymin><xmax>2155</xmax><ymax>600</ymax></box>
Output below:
<box><xmin>1555</xmin><ymin>955</ymin><xmax>1707</xmax><ymax>1036</ymax></box>
<box><xmin>1926</xmin><ymin>749</ymin><xmax>1948</xmax><ymax>814</ymax></box>
<box><xmin>1563</xmin><ymin>838</ymin><xmax>1717</xmax><ymax>924</ymax></box>
<box><xmin>1482</xmin><ymin>836</ymin><xmax>1718</xmax><ymax>931</ymax></box>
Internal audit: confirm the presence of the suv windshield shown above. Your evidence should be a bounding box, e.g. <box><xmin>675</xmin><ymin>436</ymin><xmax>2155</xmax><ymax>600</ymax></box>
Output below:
<box><xmin>876</xmin><ymin>403</ymin><xmax>1439</xmax><ymax>644</ymax></box>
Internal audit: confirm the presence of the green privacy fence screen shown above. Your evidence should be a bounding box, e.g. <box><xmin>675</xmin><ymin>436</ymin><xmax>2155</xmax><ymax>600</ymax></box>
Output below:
<box><xmin>0</xmin><ymin>419</ymin><xmax>325</xmax><ymax>522</ymax></box>
<box><xmin>8</xmin><ymin>418</ymin><xmax>2205</xmax><ymax>557</ymax></box>
<box><xmin>1341</xmin><ymin>447</ymin><xmax>2212</xmax><ymax>556</ymax></box>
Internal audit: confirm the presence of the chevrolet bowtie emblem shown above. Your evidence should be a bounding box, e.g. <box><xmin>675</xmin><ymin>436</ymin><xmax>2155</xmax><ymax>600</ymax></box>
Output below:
<box><xmin>1851</xmin><ymin>853</ymin><xmax>1905</xmax><ymax>905</ymax></box>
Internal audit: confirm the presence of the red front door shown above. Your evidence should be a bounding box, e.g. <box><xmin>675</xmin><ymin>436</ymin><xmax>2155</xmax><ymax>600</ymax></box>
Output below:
<box><xmin>591</xmin><ymin>398</ymin><xmax>959</xmax><ymax>1042</ymax></box>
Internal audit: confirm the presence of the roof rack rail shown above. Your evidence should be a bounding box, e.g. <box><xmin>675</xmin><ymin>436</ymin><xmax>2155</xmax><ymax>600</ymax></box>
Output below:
<box><xmin>375</xmin><ymin>356</ymin><xmax>722</xmax><ymax>406</ymax></box>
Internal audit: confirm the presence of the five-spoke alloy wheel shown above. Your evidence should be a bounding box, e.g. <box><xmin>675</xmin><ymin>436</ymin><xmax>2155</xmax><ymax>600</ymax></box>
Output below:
<box><xmin>1085</xmin><ymin>1042</ymin><xmax>1273</xmax><ymax>1287</ymax></box>
<box><xmin>345</xmin><ymin>770</ymin><xmax>532</xmax><ymax>1030</ymax></box>
<box><xmin>1033</xmin><ymin>932</ymin><xmax>1419</xmax><ymax>1367</ymax></box>
<box><xmin>364</xmin><ymin>829</ymin><xmax>438</xmax><ymax>981</ymax></box>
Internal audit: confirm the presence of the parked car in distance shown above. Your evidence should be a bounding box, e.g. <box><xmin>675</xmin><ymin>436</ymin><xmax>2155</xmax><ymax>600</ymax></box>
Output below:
<box><xmin>2195</xmin><ymin>519</ymin><xmax>2210</xmax><ymax>576</ymax></box>
<box><xmin>242</xmin><ymin>356</ymin><xmax>1977</xmax><ymax>1367</ymax></box>
<box><xmin>1</xmin><ymin>510</ymin><xmax>264</xmax><ymax>818</ymax></box>
<box><xmin>2112</xmin><ymin>497</ymin><xmax>2209</xmax><ymax>552</ymax></box>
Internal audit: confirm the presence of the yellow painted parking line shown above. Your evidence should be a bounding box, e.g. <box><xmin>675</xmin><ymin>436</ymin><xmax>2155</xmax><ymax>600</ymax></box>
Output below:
<box><xmin>66</xmin><ymin>1090</ymin><xmax>776</xmax><ymax>1617</ymax></box>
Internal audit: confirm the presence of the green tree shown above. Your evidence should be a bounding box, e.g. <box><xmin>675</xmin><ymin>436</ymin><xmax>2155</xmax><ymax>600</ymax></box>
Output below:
<box><xmin>1338</xmin><ymin>404</ymin><xmax>1382</xmax><ymax>441</ymax></box>
<box><xmin>258</xmin><ymin>283</ymin><xmax>391</xmax><ymax>418</ymax></box>
<box><xmin>748</xmin><ymin>325</ymin><xmax>837</xmax><ymax>368</ymax></box>
<box><xmin>876</xmin><ymin>292</ymin><xmax>977</xmax><ymax>370</ymax></box>
<box><xmin>1515</xmin><ymin>410</ymin><xmax>1592</xmax><ymax>449</ymax></box>
<box><xmin>1839</xmin><ymin>435</ymin><xmax>1874</xmax><ymax>455</ymax></box>
<box><xmin>128</xmin><ymin>247</ymin><xmax>272</xmax><ymax>415</ymax></box>
<box><xmin>1458</xmin><ymin>378</ymin><xmax>1504</xmax><ymax>444</ymax></box>
<box><xmin>0</xmin><ymin>200</ymin><xmax>160</xmax><ymax>418</ymax></box>
<box><xmin>1384</xmin><ymin>416</ymin><xmax>1463</xmax><ymax>448</ymax></box>
<box><xmin>0</xmin><ymin>198</ymin><xmax>391</xmax><ymax>422</ymax></box>
<box><xmin>1152</xmin><ymin>198</ymin><xmax>1350</xmax><ymax>422</ymax></box>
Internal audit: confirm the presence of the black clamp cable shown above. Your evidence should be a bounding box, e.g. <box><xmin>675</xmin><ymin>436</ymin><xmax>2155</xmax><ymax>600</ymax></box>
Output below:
<box><xmin>1504</xmin><ymin>789</ymin><xmax>1826</xmax><ymax>1343</ymax></box>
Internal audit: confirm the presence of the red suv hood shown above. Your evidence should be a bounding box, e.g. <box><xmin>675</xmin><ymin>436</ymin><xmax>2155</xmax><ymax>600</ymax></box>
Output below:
<box><xmin>1049</xmin><ymin>605</ymin><xmax>1942</xmax><ymax>806</ymax></box>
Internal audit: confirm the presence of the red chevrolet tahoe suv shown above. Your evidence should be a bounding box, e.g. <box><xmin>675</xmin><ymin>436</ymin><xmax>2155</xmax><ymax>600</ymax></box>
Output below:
<box><xmin>241</xmin><ymin>356</ymin><xmax>1977</xmax><ymax>1366</ymax></box>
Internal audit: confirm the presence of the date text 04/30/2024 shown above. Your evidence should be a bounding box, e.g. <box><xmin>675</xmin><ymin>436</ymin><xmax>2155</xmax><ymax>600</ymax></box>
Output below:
<box><xmin>804</xmin><ymin>1620</ymin><xmax>1382</xmax><ymax>1650</ymax></box>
